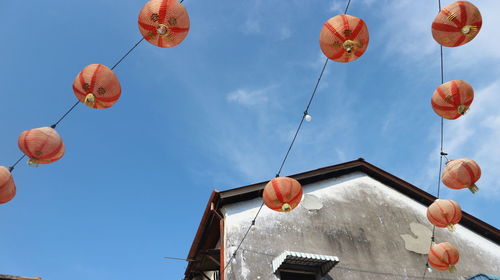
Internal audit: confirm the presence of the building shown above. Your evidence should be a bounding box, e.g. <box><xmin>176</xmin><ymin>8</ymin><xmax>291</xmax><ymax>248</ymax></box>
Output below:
<box><xmin>184</xmin><ymin>159</ymin><xmax>500</xmax><ymax>280</ymax></box>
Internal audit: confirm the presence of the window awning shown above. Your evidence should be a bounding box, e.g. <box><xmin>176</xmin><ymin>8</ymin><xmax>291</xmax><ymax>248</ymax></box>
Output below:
<box><xmin>272</xmin><ymin>251</ymin><xmax>339</xmax><ymax>276</ymax></box>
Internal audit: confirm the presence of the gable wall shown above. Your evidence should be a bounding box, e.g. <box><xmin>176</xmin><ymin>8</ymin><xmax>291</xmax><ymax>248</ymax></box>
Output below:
<box><xmin>221</xmin><ymin>172</ymin><xmax>500</xmax><ymax>280</ymax></box>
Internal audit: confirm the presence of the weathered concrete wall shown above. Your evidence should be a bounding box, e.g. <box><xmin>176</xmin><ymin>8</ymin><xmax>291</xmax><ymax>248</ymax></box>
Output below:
<box><xmin>222</xmin><ymin>172</ymin><xmax>500</xmax><ymax>280</ymax></box>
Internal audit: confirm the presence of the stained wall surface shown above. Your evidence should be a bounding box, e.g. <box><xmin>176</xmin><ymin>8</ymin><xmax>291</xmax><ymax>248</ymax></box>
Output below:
<box><xmin>222</xmin><ymin>172</ymin><xmax>500</xmax><ymax>280</ymax></box>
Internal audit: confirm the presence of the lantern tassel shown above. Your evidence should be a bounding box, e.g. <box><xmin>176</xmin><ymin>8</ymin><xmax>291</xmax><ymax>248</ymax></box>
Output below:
<box><xmin>343</xmin><ymin>40</ymin><xmax>359</xmax><ymax>54</ymax></box>
<box><xmin>448</xmin><ymin>265</ymin><xmax>457</xmax><ymax>273</ymax></box>
<box><xmin>461</xmin><ymin>25</ymin><xmax>478</xmax><ymax>36</ymax></box>
<box><xmin>468</xmin><ymin>184</ymin><xmax>479</xmax><ymax>194</ymax></box>
<box><xmin>446</xmin><ymin>223</ymin><xmax>456</xmax><ymax>232</ymax></box>
<box><xmin>457</xmin><ymin>104</ymin><xmax>469</xmax><ymax>115</ymax></box>
<box><xmin>281</xmin><ymin>203</ymin><xmax>292</xmax><ymax>212</ymax></box>
<box><xmin>84</xmin><ymin>93</ymin><xmax>96</xmax><ymax>108</ymax></box>
<box><xmin>27</xmin><ymin>158</ymin><xmax>40</xmax><ymax>167</ymax></box>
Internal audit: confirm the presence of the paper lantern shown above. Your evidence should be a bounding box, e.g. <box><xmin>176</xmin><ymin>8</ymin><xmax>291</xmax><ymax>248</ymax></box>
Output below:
<box><xmin>18</xmin><ymin>127</ymin><xmax>65</xmax><ymax>166</ymax></box>
<box><xmin>0</xmin><ymin>166</ymin><xmax>16</xmax><ymax>204</ymax></box>
<box><xmin>263</xmin><ymin>177</ymin><xmax>303</xmax><ymax>212</ymax></box>
<box><xmin>427</xmin><ymin>199</ymin><xmax>462</xmax><ymax>231</ymax></box>
<box><xmin>428</xmin><ymin>242</ymin><xmax>459</xmax><ymax>272</ymax></box>
<box><xmin>319</xmin><ymin>14</ymin><xmax>369</xmax><ymax>63</ymax></box>
<box><xmin>73</xmin><ymin>64</ymin><xmax>121</xmax><ymax>109</ymax></box>
<box><xmin>432</xmin><ymin>1</ymin><xmax>482</xmax><ymax>47</ymax></box>
<box><xmin>442</xmin><ymin>158</ymin><xmax>481</xmax><ymax>193</ymax></box>
<box><xmin>431</xmin><ymin>80</ymin><xmax>474</xmax><ymax>120</ymax></box>
<box><xmin>138</xmin><ymin>0</ymin><xmax>190</xmax><ymax>48</ymax></box>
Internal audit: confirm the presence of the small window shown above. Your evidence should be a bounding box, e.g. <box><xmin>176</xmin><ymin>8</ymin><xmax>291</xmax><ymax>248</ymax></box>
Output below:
<box><xmin>280</xmin><ymin>271</ymin><xmax>316</xmax><ymax>280</ymax></box>
<box><xmin>272</xmin><ymin>251</ymin><xmax>339</xmax><ymax>280</ymax></box>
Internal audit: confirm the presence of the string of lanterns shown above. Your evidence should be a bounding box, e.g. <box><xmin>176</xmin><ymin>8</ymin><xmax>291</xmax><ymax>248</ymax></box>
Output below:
<box><xmin>0</xmin><ymin>0</ymin><xmax>489</xmax><ymax>278</ymax></box>
<box><xmin>424</xmin><ymin>0</ymin><xmax>483</xmax><ymax>276</ymax></box>
<box><xmin>0</xmin><ymin>0</ymin><xmax>190</xmax><ymax>204</ymax></box>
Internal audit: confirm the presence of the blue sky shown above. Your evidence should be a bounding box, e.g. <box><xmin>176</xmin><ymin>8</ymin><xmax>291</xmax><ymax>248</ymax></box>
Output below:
<box><xmin>0</xmin><ymin>0</ymin><xmax>498</xmax><ymax>279</ymax></box>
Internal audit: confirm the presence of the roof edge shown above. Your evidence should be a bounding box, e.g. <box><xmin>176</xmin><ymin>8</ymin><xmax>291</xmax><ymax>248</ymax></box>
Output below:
<box><xmin>184</xmin><ymin>190</ymin><xmax>221</xmax><ymax>277</ymax></box>
<box><xmin>218</xmin><ymin>159</ymin><xmax>499</xmax><ymax>244</ymax></box>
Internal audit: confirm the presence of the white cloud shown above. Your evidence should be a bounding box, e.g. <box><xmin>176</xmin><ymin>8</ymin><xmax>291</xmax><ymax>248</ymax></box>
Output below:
<box><xmin>377</xmin><ymin>0</ymin><xmax>500</xmax><ymax>72</ymax></box>
<box><xmin>335</xmin><ymin>148</ymin><xmax>347</xmax><ymax>162</ymax></box>
<box><xmin>377</xmin><ymin>1</ymin><xmax>437</xmax><ymax>64</ymax></box>
<box><xmin>227</xmin><ymin>86</ymin><xmax>275</xmax><ymax>107</ymax></box>
<box><xmin>243</xmin><ymin>19</ymin><xmax>261</xmax><ymax>34</ymax></box>
<box><xmin>362</xmin><ymin>0</ymin><xmax>376</xmax><ymax>6</ymax></box>
<box><xmin>329</xmin><ymin>1</ymin><xmax>343</xmax><ymax>13</ymax></box>
<box><xmin>441</xmin><ymin>81</ymin><xmax>500</xmax><ymax>198</ymax></box>
<box><xmin>446</xmin><ymin>0</ymin><xmax>500</xmax><ymax>70</ymax></box>
<box><xmin>279</xmin><ymin>27</ymin><xmax>291</xmax><ymax>40</ymax></box>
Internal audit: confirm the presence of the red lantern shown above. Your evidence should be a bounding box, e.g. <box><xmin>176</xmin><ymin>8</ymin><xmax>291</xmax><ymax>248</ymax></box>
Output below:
<box><xmin>138</xmin><ymin>0</ymin><xmax>190</xmax><ymax>48</ymax></box>
<box><xmin>427</xmin><ymin>199</ymin><xmax>462</xmax><ymax>231</ymax></box>
<box><xmin>431</xmin><ymin>80</ymin><xmax>473</xmax><ymax>120</ymax></box>
<box><xmin>18</xmin><ymin>127</ymin><xmax>65</xmax><ymax>166</ymax></box>
<box><xmin>319</xmin><ymin>14</ymin><xmax>369</xmax><ymax>63</ymax></box>
<box><xmin>442</xmin><ymin>158</ymin><xmax>481</xmax><ymax>193</ymax></box>
<box><xmin>432</xmin><ymin>1</ymin><xmax>482</xmax><ymax>47</ymax></box>
<box><xmin>0</xmin><ymin>166</ymin><xmax>16</xmax><ymax>204</ymax></box>
<box><xmin>263</xmin><ymin>177</ymin><xmax>303</xmax><ymax>212</ymax></box>
<box><xmin>73</xmin><ymin>64</ymin><xmax>121</xmax><ymax>109</ymax></box>
<box><xmin>428</xmin><ymin>242</ymin><xmax>459</xmax><ymax>272</ymax></box>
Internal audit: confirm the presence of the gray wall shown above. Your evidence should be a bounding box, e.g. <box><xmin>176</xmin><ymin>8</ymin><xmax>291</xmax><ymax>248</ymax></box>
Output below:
<box><xmin>222</xmin><ymin>172</ymin><xmax>500</xmax><ymax>280</ymax></box>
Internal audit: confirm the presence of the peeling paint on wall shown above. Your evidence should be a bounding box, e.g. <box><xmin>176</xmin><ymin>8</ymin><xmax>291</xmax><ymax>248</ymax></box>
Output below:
<box><xmin>222</xmin><ymin>173</ymin><xmax>500</xmax><ymax>280</ymax></box>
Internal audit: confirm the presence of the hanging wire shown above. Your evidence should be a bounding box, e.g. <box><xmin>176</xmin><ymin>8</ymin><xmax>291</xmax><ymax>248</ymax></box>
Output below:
<box><xmin>7</xmin><ymin>37</ymin><xmax>145</xmax><ymax>173</ymax></box>
<box><xmin>423</xmin><ymin>1</ymin><xmax>445</xmax><ymax>279</ymax></box>
<box><xmin>51</xmin><ymin>101</ymin><xmax>81</xmax><ymax>129</ymax></box>
<box><xmin>8</xmin><ymin>155</ymin><xmax>26</xmax><ymax>172</ymax></box>
<box><xmin>276</xmin><ymin>57</ymin><xmax>329</xmax><ymax>177</ymax></box>
<box><xmin>226</xmin><ymin>48</ymin><xmax>329</xmax><ymax>280</ymax></box>
<box><xmin>111</xmin><ymin>37</ymin><xmax>145</xmax><ymax>70</ymax></box>
<box><xmin>224</xmin><ymin>1</ymin><xmax>352</xmax><ymax>278</ymax></box>
<box><xmin>344</xmin><ymin>0</ymin><xmax>352</xmax><ymax>14</ymax></box>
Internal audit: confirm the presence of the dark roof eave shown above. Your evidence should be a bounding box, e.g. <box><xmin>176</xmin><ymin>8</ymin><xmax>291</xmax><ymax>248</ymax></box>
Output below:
<box><xmin>184</xmin><ymin>190</ymin><xmax>221</xmax><ymax>278</ymax></box>
<box><xmin>218</xmin><ymin>159</ymin><xmax>499</xmax><ymax>244</ymax></box>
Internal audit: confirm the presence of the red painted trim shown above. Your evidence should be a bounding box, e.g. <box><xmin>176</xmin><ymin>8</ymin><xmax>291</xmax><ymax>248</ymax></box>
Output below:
<box><xmin>220</xmin><ymin>218</ymin><xmax>225</xmax><ymax>280</ymax></box>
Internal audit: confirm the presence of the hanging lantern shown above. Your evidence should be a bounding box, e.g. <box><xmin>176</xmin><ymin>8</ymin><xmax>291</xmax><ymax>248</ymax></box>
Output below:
<box><xmin>263</xmin><ymin>177</ymin><xmax>303</xmax><ymax>212</ymax></box>
<box><xmin>138</xmin><ymin>0</ymin><xmax>190</xmax><ymax>48</ymax></box>
<box><xmin>428</xmin><ymin>242</ymin><xmax>459</xmax><ymax>272</ymax></box>
<box><xmin>427</xmin><ymin>199</ymin><xmax>462</xmax><ymax>231</ymax></box>
<box><xmin>18</xmin><ymin>127</ymin><xmax>65</xmax><ymax>166</ymax></box>
<box><xmin>431</xmin><ymin>80</ymin><xmax>474</xmax><ymax>120</ymax></box>
<box><xmin>0</xmin><ymin>166</ymin><xmax>16</xmax><ymax>204</ymax></box>
<box><xmin>319</xmin><ymin>14</ymin><xmax>369</xmax><ymax>63</ymax></box>
<box><xmin>432</xmin><ymin>1</ymin><xmax>482</xmax><ymax>47</ymax></box>
<box><xmin>73</xmin><ymin>64</ymin><xmax>121</xmax><ymax>109</ymax></box>
<box><xmin>442</xmin><ymin>158</ymin><xmax>481</xmax><ymax>193</ymax></box>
